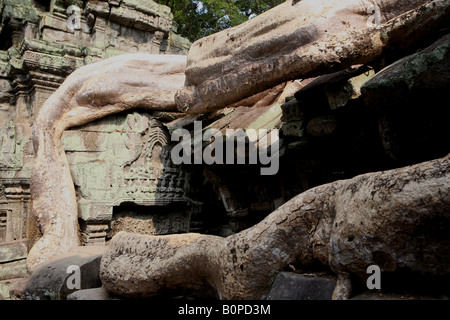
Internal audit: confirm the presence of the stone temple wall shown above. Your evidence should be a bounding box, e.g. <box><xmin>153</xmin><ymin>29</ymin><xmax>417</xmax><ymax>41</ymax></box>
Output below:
<box><xmin>63</xmin><ymin>112</ymin><xmax>190</xmax><ymax>245</ymax></box>
<box><xmin>0</xmin><ymin>0</ymin><xmax>192</xmax><ymax>249</ymax></box>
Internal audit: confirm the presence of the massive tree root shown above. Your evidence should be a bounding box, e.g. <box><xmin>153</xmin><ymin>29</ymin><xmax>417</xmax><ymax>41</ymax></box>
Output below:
<box><xmin>27</xmin><ymin>54</ymin><xmax>187</xmax><ymax>271</ymax></box>
<box><xmin>175</xmin><ymin>0</ymin><xmax>450</xmax><ymax>114</ymax></box>
<box><xmin>100</xmin><ymin>154</ymin><xmax>450</xmax><ymax>300</ymax></box>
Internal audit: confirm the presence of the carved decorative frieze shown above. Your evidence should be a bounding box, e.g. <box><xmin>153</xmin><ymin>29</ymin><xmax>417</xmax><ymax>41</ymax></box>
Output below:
<box><xmin>0</xmin><ymin>209</ymin><xmax>8</xmax><ymax>242</ymax></box>
<box><xmin>0</xmin><ymin>182</ymin><xmax>30</xmax><ymax>242</ymax></box>
<box><xmin>123</xmin><ymin>113</ymin><xmax>186</xmax><ymax>206</ymax></box>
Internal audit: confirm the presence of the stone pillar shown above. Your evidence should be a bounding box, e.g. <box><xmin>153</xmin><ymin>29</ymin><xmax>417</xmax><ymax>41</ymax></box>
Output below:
<box><xmin>28</xmin><ymin>71</ymin><xmax>63</xmax><ymax>122</ymax></box>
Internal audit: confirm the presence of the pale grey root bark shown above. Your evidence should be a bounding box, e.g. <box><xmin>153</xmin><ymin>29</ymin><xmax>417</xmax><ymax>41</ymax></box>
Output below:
<box><xmin>27</xmin><ymin>54</ymin><xmax>187</xmax><ymax>271</ymax></box>
<box><xmin>175</xmin><ymin>0</ymin><xmax>450</xmax><ymax>114</ymax></box>
<box><xmin>100</xmin><ymin>155</ymin><xmax>450</xmax><ymax>300</ymax></box>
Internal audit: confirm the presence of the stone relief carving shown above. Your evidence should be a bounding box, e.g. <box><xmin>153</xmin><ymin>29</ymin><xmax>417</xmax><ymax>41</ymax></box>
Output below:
<box><xmin>60</xmin><ymin>110</ymin><xmax>188</xmax><ymax>246</ymax></box>
<box><xmin>0</xmin><ymin>119</ymin><xmax>21</xmax><ymax>169</ymax></box>
<box><xmin>123</xmin><ymin>113</ymin><xmax>185</xmax><ymax>205</ymax></box>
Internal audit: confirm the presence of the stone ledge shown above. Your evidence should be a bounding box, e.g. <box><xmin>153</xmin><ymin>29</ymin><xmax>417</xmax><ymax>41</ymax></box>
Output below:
<box><xmin>0</xmin><ymin>278</ymin><xmax>26</xmax><ymax>300</ymax></box>
<box><xmin>67</xmin><ymin>286</ymin><xmax>121</xmax><ymax>300</ymax></box>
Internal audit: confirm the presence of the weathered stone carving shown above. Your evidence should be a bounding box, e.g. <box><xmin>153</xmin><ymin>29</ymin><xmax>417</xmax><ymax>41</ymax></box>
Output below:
<box><xmin>122</xmin><ymin>113</ymin><xmax>184</xmax><ymax>205</ymax></box>
<box><xmin>27</xmin><ymin>53</ymin><xmax>187</xmax><ymax>271</ymax></box>
<box><xmin>0</xmin><ymin>209</ymin><xmax>7</xmax><ymax>241</ymax></box>
<box><xmin>0</xmin><ymin>185</ymin><xmax>31</xmax><ymax>244</ymax></box>
<box><xmin>361</xmin><ymin>33</ymin><xmax>450</xmax><ymax>163</ymax></box>
<box><xmin>0</xmin><ymin>119</ymin><xmax>34</xmax><ymax>245</ymax></box>
<box><xmin>100</xmin><ymin>154</ymin><xmax>450</xmax><ymax>300</ymax></box>
<box><xmin>175</xmin><ymin>0</ymin><xmax>450</xmax><ymax>114</ymax></box>
<box><xmin>61</xmin><ymin>110</ymin><xmax>188</xmax><ymax>246</ymax></box>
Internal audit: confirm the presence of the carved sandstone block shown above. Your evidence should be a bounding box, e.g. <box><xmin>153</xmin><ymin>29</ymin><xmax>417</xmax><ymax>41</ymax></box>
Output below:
<box><xmin>27</xmin><ymin>54</ymin><xmax>186</xmax><ymax>271</ymax></box>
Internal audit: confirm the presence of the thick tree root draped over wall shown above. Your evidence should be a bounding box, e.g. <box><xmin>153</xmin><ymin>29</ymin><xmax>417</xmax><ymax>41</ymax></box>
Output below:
<box><xmin>27</xmin><ymin>54</ymin><xmax>187</xmax><ymax>271</ymax></box>
<box><xmin>100</xmin><ymin>155</ymin><xmax>450</xmax><ymax>300</ymax></box>
<box><xmin>175</xmin><ymin>0</ymin><xmax>450</xmax><ymax>114</ymax></box>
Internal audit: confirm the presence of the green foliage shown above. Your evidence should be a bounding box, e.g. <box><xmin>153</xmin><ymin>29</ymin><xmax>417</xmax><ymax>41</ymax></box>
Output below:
<box><xmin>154</xmin><ymin>0</ymin><xmax>284</xmax><ymax>42</ymax></box>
